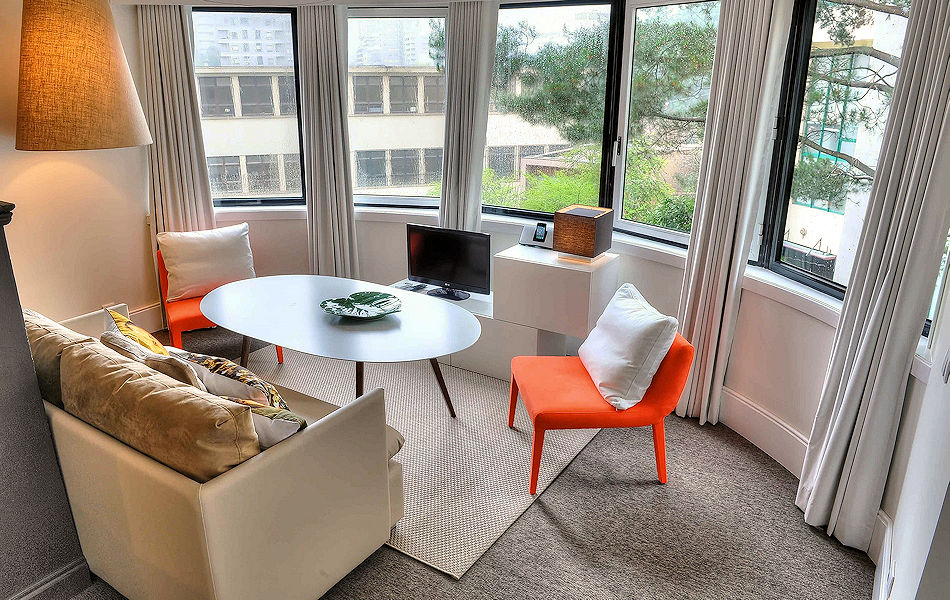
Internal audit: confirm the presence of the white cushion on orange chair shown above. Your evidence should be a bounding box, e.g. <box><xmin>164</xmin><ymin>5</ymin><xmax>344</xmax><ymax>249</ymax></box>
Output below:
<box><xmin>578</xmin><ymin>283</ymin><xmax>678</xmax><ymax>410</ymax></box>
<box><xmin>157</xmin><ymin>223</ymin><xmax>255</xmax><ymax>301</ymax></box>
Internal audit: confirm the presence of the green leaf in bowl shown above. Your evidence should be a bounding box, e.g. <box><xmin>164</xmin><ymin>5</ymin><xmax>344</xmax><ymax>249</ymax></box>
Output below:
<box><xmin>320</xmin><ymin>291</ymin><xmax>403</xmax><ymax>319</ymax></box>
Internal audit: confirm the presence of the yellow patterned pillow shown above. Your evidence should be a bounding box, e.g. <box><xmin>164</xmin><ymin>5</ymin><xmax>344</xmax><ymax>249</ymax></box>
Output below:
<box><xmin>105</xmin><ymin>309</ymin><xmax>168</xmax><ymax>355</ymax></box>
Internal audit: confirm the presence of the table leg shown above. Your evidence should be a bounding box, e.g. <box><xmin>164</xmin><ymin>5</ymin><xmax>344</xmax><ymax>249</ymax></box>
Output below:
<box><xmin>240</xmin><ymin>336</ymin><xmax>250</xmax><ymax>368</ymax></box>
<box><xmin>356</xmin><ymin>361</ymin><xmax>364</xmax><ymax>397</ymax></box>
<box><xmin>429</xmin><ymin>358</ymin><xmax>456</xmax><ymax>418</ymax></box>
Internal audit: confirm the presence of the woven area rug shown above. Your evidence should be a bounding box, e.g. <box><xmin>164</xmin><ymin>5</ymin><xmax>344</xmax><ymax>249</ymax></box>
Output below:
<box><xmin>246</xmin><ymin>347</ymin><xmax>598</xmax><ymax>579</ymax></box>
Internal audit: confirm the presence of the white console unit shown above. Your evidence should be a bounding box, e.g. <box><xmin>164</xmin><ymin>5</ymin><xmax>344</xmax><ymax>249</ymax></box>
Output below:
<box><xmin>492</xmin><ymin>245</ymin><xmax>620</xmax><ymax>339</ymax></box>
<box><xmin>392</xmin><ymin>245</ymin><xmax>619</xmax><ymax>380</ymax></box>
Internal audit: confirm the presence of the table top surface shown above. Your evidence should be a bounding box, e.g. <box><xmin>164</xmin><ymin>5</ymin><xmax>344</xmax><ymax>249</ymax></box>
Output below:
<box><xmin>200</xmin><ymin>275</ymin><xmax>481</xmax><ymax>363</ymax></box>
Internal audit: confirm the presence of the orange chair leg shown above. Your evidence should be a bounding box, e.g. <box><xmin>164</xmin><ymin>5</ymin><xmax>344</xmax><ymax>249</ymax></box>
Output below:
<box><xmin>276</xmin><ymin>346</ymin><xmax>284</xmax><ymax>364</ymax></box>
<box><xmin>653</xmin><ymin>420</ymin><xmax>668</xmax><ymax>484</ymax></box>
<box><xmin>529</xmin><ymin>427</ymin><xmax>545</xmax><ymax>495</ymax></box>
<box><xmin>169</xmin><ymin>327</ymin><xmax>183</xmax><ymax>350</ymax></box>
<box><xmin>508</xmin><ymin>377</ymin><xmax>519</xmax><ymax>428</ymax></box>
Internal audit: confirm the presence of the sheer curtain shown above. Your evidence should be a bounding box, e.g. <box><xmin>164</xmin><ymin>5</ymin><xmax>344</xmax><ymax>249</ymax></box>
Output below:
<box><xmin>796</xmin><ymin>0</ymin><xmax>950</xmax><ymax>550</ymax></box>
<box><xmin>298</xmin><ymin>5</ymin><xmax>360</xmax><ymax>277</ymax></box>
<box><xmin>674</xmin><ymin>0</ymin><xmax>792</xmax><ymax>424</ymax></box>
<box><xmin>138</xmin><ymin>5</ymin><xmax>215</xmax><ymax>235</ymax></box>
<box><xmin>439</xmin><ymin>0</ymin><xmax>499</xmax><ymax>232</ymax></box>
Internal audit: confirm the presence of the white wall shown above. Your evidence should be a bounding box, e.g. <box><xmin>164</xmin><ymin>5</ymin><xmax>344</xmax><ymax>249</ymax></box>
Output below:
<box><xmin>0</xmin><ymin>4</ymin><xmax>159</xmax><ymax>324</ymax></box>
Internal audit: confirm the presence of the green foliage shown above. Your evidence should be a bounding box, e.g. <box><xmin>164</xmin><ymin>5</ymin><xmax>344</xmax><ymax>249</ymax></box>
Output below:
<box><xmin>789</xmin><ymin>154</ymin><xmax>870</xmax><ymax>211</ymax></box>
<box><xmin>428</xmin><ymin>19</ymin><xmax>445</xmax><ymax>70</ymax></box>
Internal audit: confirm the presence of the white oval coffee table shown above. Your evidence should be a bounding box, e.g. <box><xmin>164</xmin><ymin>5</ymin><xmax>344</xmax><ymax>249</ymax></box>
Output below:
<box><xmin>200</xmin><ymin>275</ymin><xmax>481</xmax><ymax>417</ymax></box>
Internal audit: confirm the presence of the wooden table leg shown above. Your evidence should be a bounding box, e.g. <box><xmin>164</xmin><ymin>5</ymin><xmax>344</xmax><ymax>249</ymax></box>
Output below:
<box><xmin>429</xmin><ymin>358</ymin><xmax>456</xmax><ymax>418</ymax></box>
<box><xmin>356</xmin><ymin>361</ymin><xmax>364</xmax><ymax>397</ymax></box>
<box><xmin>240</xmin><ymin>336</ymin><xmax>250</xmax><ymax>367</ymax></box>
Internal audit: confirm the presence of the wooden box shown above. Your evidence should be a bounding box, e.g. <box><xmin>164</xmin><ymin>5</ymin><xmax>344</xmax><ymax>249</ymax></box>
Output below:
<box><xmin>553</xmin><ymin>205</ymin><xmax>613</xmax><ymax>258</ymax></box>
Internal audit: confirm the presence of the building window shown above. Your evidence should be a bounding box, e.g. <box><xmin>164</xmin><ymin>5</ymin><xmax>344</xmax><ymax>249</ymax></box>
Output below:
<box><xmin>239</xmin><ymin>75</ymin><xmax>275</xmax><ymax>116</ymax></box>
<box><xmin>198</xmin><ymin>76</ymin><xmax>234</xmax><ymax>117</ymax></box>
<box><xmin>391</xmin><ymin>149</ymin><xmax>422</xmax><ymax>185</ymax></box>
<box><xmin>207</xmin><ymin>155</ymin><xmax>242</xmax><ymax>195</ymax></box>
<box><xmin>356</xmin><ymin>151</ymin><xmax>386</xmax><ymax>187</ymax></box>
<box><xmin>192</xmin><ymin>9</ymin><xmax>304</xmax><ymax>205</ymax></box>
<box><xmin>616</xmin><ymin>1</ymin><xmax>720</xmax><ymax>241</ymax></box>
<box><xmin>424</xmin><ymin>75</ymin><xmax>445</xmax><ymax>113</ymax></box>
<box><xmin>482</xmin><ymin>3</ymin><xmax>614</xmax><ymax>214</ymax></box>
<box><xmin>348</xmin><ymin>14</ymin><xmax>446</xmax><ymax>206</ymax></box>
<box><xmin>277</xmin><ymin>75</ymin><xmax>297</xmax><ymax>115</ymax></box>
<box><xmin>352</xmin><ymin>76</ymin><xmax>383</xmax><ymax>114</ymax></box>
<box><xmin>424</xmin><ymin>148</ymin><xmax>443</xmax><ymax>184</ymax></box>
<box><xmin>389</xmin><ymin>76</ymin><xmax>419</xmax><ymax>113</ymax></box>
<box><xmin>246</xmin><ymin>154</ymin><xmax>280</xmax><ymax>193</ymax></box>
<box><xmin>760</xmin><ymin>0</ymin><xmax>912</xmax><ymax>294</ymax></box>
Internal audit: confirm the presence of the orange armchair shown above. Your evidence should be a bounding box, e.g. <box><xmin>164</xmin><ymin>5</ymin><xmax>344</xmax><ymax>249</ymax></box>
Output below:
<box><xmin>157</xmin><ymin>250</ymin><xmax>283</xmax><ymax>365</ymax></box>
<box><xmin>508</xmin><ymin>333</ymin><xmax>694</xmax><ymax>494</ymax></box>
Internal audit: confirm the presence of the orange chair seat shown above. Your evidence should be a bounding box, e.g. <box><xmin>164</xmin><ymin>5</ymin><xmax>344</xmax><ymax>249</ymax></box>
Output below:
<box><xmin>163</xmin><ymin>295</ymin><xmax>215</xmax><ymax>334</ymax></box>
<box><xmin>511</xmin><ymin>356</ymin><xmax>671</xmax><ymax>430</ymax></box>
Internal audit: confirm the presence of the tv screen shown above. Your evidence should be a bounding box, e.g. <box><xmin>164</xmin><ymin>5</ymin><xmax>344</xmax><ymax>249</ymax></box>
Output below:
<box><xmin>407</xmin><ymin>224</ymin><xmax>491</xmax><ymax>296</ymax></box>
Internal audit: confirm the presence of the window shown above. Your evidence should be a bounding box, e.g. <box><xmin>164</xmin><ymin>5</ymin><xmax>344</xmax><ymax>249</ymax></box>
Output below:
<box><xmin>356</xmin><ymin>150</ymin><xmax>386</xmax><ymax>187</ymax></box>
<box><xmin>192</xmin><ymin>10</ymin><xmax>304</xmax><ymax>205</ymax></box>
<box><xmin>239</xmin><ymin>76</ymin><xmax>274</xmax><ymax>116</ymax></box>
<box><xmin>207</xmin><ymin>156</ymin><xmax>242</xmax><ymax>194</ymax></box>
<box><xmin>277</xmin><ymin>76</ymin><xmax>297</xmax><ymax>115</ymax></box>
<box><xmin>926</xmin><ymin>233</ymin><xmax>950</xmax><ymax>337</ymax></box>
<box><xmin>391</xmin><ymin>149</ymin><xmax>422</xmax><ymax>186</ymax></box>
<box><xmin>482</xmin><ymin>3</ymin><xmax>614</xmax><ymax>214</ymax></box>
<box><xmin>424</xmin><ymin>75</ymin><xmax>445</xmax><ymax>113</ymax></box>
<box><xmin>352</xmin><ymin>76</ymin><xmax>383</xmax><ymax>114</ymax></box>
<box><xmin>389</xmin><ymin>76</ymin><xmax>419</xmax><ymax>113</ymax></box>
<box><xmin>424</xmin><ymin>148</ymin><xmax>443</xmax><ymax>184</ymax></box>
<box><xmin>246</xmin><ymin>154</ymin><xmax>280</xmax><ymax>193</ymax></box>
<box><xmin>761</xmin><ymin>0</ymin><xmax>912</xmax><ymax>294</ymax></box>
<box><xmin>615</xmin><ymin>2</ymin><xmax>720</xmax><ymax>241</ymax></box>
<box><xmin>198</xmin><ymin>77</ymin><xmax>234</xmax><ymax>117</ymax></box>
<box><xmin>348</xmin><ymin>15</ymin><xmax>446</xmax><ymax>206</ymax></box>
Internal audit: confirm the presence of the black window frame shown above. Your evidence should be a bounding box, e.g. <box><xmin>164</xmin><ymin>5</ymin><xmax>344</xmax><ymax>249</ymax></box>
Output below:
<box><xmin>756</xmin><ymin>0</ymin><xmax>848</xmax><ymax>300</ymax></box>
<box><xmin>480</xmin><ymin>0</ymin><xmax>625</xmax><ymax>222</ymax></box>
<box><xmin>192</xmin><ymin>6</ymin><xmax>307</xmax><ymax>208</ymax></box>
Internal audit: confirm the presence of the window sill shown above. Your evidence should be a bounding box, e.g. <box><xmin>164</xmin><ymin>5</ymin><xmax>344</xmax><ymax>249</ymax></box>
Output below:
<box><xmin>215</xmin><ymin>205</ymin><xmax>306</xmax><ymax>221</ymax></box>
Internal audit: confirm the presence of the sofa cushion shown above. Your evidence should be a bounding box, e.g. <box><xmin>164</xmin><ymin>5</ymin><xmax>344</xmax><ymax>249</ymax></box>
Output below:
<box><xmin>105</xmin><ymin>309</ymin><xmax>168</xmax><ymax>355</ymax></box>
<box><xmin>60</xmin><ymin>341</ymin><xmax>260</xmax><ymax>482</ymax></box>
<box><xmin>169</xmin><ymin>349</ymin><xmax>288</xmax><ymax>410</ymax></box>
<box><xmin>228</xmin><ymin>397</ymin><xmax>307</xmax><ymax>450</ymax></box>
<box><xmin>157</xmin><ymin>222</ymin><xmax>256</xmax><ymax>301</ymax></box>
<box><xmin>100</xmin><ymin>331</ymin><xmax>207</xmax><ymax>391</ymax></box>
<box><xmin>276</xmin><ymin>384</ymin><xmax>405</xmax><ymax>459</ymax></box>
<box><xmin>23</xmin><ymin>309</ymin><xmax>94</xmax><ymax>407</ymax></box>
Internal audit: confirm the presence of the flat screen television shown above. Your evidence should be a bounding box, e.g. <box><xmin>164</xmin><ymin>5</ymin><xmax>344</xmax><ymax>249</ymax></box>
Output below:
<box><xmin>407</xmin><ymin>224</ymin><xmax>491</xmax><ymax>300</ymax></box>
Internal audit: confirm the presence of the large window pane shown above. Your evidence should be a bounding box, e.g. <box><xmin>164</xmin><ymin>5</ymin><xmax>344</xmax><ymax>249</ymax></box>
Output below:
<box><xmin>619</xmin><ymin>2</ymin><xmax>720</xmax><ymax>235</ymax></box>
<box><xmin>482</xmin><ymin>4</ymin><xmax>611</xmax><ymax>213</ymax></box>
<box><xmin>779</xmin><ymin>1</ymin><xmax>911</xmax><ymax>285</ymax></box>
<box><xmin>192</xmin><ymin>11</ymin><xmax>304</xmax><ymax>204</ymax></box>
<box><xmin>348</xmin><ymin>16</ymin><xmax>446</xmax><ymax>203</ymax></box>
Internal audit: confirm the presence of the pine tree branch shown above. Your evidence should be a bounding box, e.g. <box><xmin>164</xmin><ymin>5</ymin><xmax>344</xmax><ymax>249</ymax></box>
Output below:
<box><xmin>645</xmin><ymin>112</ymin><xmax>706</xmax><ymax>123</ymax></box>
<box><xmin>824</xmin><ymin>0</ymin><xmax>909</xmax><ymax>18</ymax></box>
<box><xmin>809</xmin><ymin>70</ymin><xmax>894</xmax><ymax>93</ymax></box>
<box><xmin>800</xmin><ymin>137</ymin><xmax>876</xmax><ymax>177</ymax></box>
<box><xmin>811</xmin><ymin>45</ymin><xmax>901</xmax><ymax>68</ymax></box>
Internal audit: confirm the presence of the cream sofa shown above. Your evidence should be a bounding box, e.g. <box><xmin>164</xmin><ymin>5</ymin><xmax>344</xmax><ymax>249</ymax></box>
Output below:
<box><xmin>37</xmin><ymin>308</ymin><xmax>404</xmax><ymax>600</ymax></box>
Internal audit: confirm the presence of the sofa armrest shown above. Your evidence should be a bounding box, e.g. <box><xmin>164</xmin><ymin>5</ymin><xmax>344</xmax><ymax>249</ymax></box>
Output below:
<box><xmin>198</xmin><ymin>388</ymin><xmax>392</xmax><ymax>600</ymax></box>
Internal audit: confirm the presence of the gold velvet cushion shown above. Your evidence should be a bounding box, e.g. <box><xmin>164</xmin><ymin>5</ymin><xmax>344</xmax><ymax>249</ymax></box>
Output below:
<box><xmin>60</xmin><ymin>341</ymin><xmax>260</xmax><ymax>482</ymax></box>
<box><xmin>23</xmin><ymin>309</ymin><xmax>94</xmax><ymax>407</ymax></box>
<box><xmin>105</xmin><ymin>308</ymin><xmax>168</xmax><ymax>355</ymax></box>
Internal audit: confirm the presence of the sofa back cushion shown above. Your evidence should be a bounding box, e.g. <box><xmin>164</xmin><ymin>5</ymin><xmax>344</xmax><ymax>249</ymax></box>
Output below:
<box><xmin>60</xmin><ymin>342</ymin><xmax>260</xmax><ymax>482</ymax></box>
<box><xmin>23</xmin><ymin>309</ymin><xmax>94</xmax><ymax>407</ymax></box>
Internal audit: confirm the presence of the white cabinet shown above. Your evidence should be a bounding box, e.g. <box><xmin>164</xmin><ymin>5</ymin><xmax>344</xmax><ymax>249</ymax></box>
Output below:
<box><xmin>492</xmin><ymin>245</ymin><xmax>620</xmax><ymax>339</ymax></box>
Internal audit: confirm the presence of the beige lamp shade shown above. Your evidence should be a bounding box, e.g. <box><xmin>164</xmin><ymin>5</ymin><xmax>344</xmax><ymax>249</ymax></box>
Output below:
<box><xmin>16</xmin><ymin>0</ymin><xmax>152</xmax><ymax>151</ymax></box>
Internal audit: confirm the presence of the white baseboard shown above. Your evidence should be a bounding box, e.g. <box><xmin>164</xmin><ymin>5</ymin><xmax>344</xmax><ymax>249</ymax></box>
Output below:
<box><xmin>870</xmin><ymin>510</ymin><xmax>895</xmax><ymax>600</ymax></box>
<box><xmin>130</xmin><ymin>302</ymin><xmax>164</xmax><ymax>333</ymax></box>
<box><xmin>719</xmin><ymin>387</ymin><xmax>808</xmax><ymax>478</ymax></box>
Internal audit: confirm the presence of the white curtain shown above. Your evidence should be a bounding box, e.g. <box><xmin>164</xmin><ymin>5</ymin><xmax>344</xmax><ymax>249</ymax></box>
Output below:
<box><xmin>139</xmin><ymin>5</ymin><xmax>215</xmax><ymax>234</ymax></box>
<box><xmin>298</xmin><ymin>5</ymin><xmax>360</xmax><ymax>278</ymax></box>
<box><xmin>796</xmin><ymin>0</ymin><xmax>950</xmax><ymax>551</ymax></box>
<box><xmin>675</xmin><ymin>0</ymin><xmax>792</xmax><ymax>424</ymax></box>
<box><xmin>439</xmin><ymin>1</ymin><xmax>499</xmax><ymax>232</ymax></box>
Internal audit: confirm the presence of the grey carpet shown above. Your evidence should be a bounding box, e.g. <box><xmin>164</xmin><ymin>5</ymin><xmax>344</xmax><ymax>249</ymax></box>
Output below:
<box><xmin>244</xmin><ymin>347</ymin><xmax>600</xmax><ymax>578</ymax></box>
<box><xmin>85</xmin><ymin>329</ymin><xmax>875</xmax><ymax>599</ymax></box>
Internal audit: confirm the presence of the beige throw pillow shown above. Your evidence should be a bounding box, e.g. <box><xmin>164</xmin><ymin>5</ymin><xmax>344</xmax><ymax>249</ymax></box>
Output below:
<box><xmin>100</xmin><ymin>331</ymin><xmax>207</xmax><ymax>392</ymax></box>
